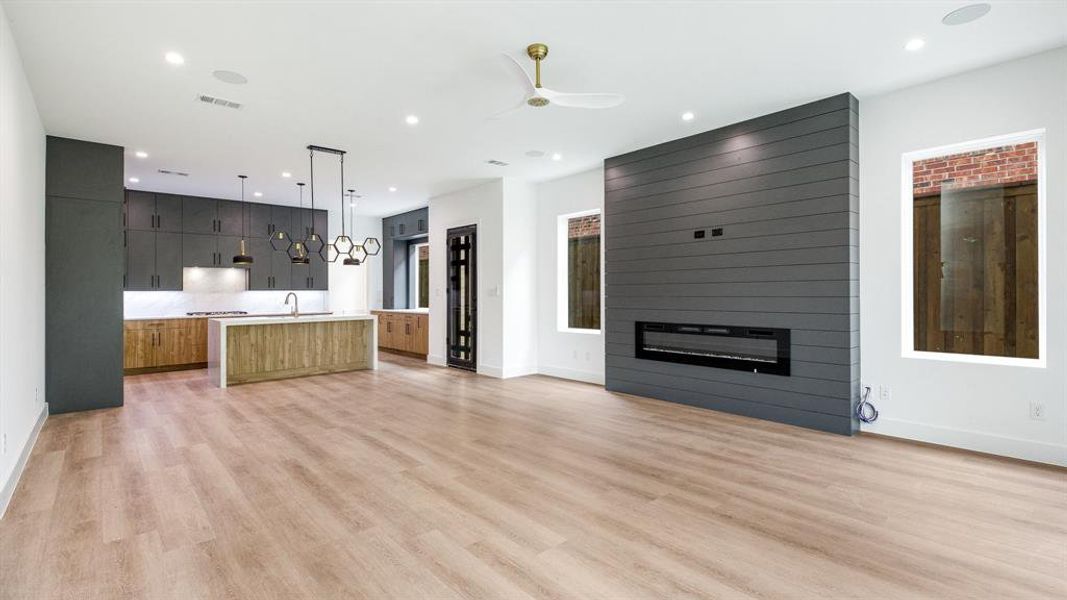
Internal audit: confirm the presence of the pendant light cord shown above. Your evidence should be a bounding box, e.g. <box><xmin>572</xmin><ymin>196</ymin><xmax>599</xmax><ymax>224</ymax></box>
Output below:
<box><xmin>339</xmin><ymin>154</ymin><xmax>345</xmax><ymax>238</ymax></box>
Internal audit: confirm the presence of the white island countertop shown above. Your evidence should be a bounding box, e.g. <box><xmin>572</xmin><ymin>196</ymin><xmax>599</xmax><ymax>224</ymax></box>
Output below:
<box><xmin>210</xmin><ymin>313</ymin><xmax>376</xmax><ymax>327</ymax></box>
<box><xmin>208</xmin><ymin>313</ymin><xmax>378</xmax><ymax>387</ymax></box>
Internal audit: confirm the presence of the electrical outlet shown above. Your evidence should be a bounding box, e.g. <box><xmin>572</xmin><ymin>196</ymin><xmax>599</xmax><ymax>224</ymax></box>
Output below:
<box><xmin>2</xmin><ymin>433</ymin><xmax>7</xmax><ymax>455</ymax></box>
<box><xmin>1029</xmin><ymin>401</ymin><xmax>1046</xmax><ymax>421</ymax></box>
<box><xmin>879</xmin><ymin>385</ymin><xmax>891</xmax><ymax>403</ymax></box>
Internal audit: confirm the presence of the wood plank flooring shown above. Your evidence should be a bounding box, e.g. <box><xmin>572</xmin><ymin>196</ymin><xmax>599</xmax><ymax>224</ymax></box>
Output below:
<box><xmin>2</xmin><ymin>354</ymin><xmax>1064</xmax><ymax>599</ymax></box>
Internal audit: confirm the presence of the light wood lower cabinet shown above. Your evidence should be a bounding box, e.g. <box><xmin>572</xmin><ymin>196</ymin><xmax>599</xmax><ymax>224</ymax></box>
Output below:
<box><xmin>124</xmin><ymin>318</ymin><xmax>208</xmax><ymax>372</ymax></box>
<box><xmin>371</xmin><ymin>311</ymin><xmax>428</xmax><ymax>356</ymax></box>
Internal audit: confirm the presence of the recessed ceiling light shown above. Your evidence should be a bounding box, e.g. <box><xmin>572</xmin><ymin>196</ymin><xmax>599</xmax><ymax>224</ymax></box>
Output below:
<box><xmin>551</xmin><ymin>153</ymin><xmax>562</xmax><ymax>161</ymax></box>
<box><xmin>128</xmin><ymin>177</ymin><xmax>139</xmax><ymax>183</ymax></box>
<box><xmin>253</xmin><ymin>191</ymin><xmax>263</xmax><ymax>197</ymax></box>
<box><xmin>281</xmin><ymin>171</ymin><xmax>291</xmax><ymax>178</ymax></box>
<box><xmin>212</xmin><ymin>70</ymin><xmax>248</xmax><ymax>84</ymax></box>
<box><xmin>134</xmin><ymin>150</ymin><xmax>148</xmax><ymax>158</ymax></box>
<box><xmin>405</xmin><ymin>115</ymin><xmax>419</xmax><ymax>125</ymax></box>
<box><xmin>681</xmin><ymin>111</ymin><xmax>695</xmax><ymax>121</ymax></box>
<box><xmin>388</xmin><ymin>186</ymin><xmax>397</xmax><ymax>192</ymax></box>
<box><xmin>905</xmin><ymin>38</ymin><xmax>926</xmax><ymax>52</ymax></box>
<box><xmin>942</xmin><ymin>3</ymin><xmax>991</xmax><ymax>26</ymax></box>
<box><xmin>164</xmin><ymin>51</ymin><xmax>184</xmax><ymax>65</ymax></box>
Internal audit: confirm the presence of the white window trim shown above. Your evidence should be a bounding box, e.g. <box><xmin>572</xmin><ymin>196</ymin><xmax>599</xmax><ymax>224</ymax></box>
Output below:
<box><xmin>557</xmin><ymin>208</ymin><xmax>602</xmax><ymax>335</ymax></box>
<box><xmin>900</xmin><ymin>129</ymin><xmax>1047</xmax><ymax>368</ymax></box>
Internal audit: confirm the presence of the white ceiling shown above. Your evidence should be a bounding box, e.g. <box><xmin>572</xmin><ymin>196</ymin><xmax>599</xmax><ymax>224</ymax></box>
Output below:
<box><xmin>4</xmin><ymin>1</ymin><xmax>1065</xmax><ymax>216</ymax></box>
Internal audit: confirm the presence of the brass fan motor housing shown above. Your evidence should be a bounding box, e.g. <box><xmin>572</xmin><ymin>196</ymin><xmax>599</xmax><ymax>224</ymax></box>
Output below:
<box><xmin>526</xmin><ymin>43</ymin><xmax>548</xmax><ymax>61</ymax></box>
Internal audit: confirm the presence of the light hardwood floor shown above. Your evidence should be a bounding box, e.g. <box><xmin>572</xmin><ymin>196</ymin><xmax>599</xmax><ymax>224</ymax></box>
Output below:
<box><xmin>2</xmin><ymin>355</ymin><xmax>1064</xmax><ymax>599</ymax></box>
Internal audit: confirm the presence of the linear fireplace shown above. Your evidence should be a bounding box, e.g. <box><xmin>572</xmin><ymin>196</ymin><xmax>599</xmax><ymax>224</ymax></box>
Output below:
<box><xmin>635</xmin><ymin>321</ymin><xmax>791</xmax><ymax>376</ymax></box>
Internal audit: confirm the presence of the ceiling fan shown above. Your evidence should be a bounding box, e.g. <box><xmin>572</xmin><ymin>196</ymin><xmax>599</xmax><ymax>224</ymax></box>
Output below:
<box><xmin>498</xmin><ymin>43</ymin><xmax>625</xmax><ymax>112</ymax></box>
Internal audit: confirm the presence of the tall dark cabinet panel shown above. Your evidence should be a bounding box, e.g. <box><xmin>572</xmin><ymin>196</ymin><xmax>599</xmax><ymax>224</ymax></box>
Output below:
<box><xmin>46</xmin><ymin>136</ymin><xmax>125</xmax><ymax>414</ymax></box>
<box><xmin>381</xmin><ymin>207</ymin><xmax>428</xmax><ymax>308</ymax></box>
<box><xmin>604</xmin><ymin>94</ymin><xmax>860</xmax><ymax>435</ymax></box>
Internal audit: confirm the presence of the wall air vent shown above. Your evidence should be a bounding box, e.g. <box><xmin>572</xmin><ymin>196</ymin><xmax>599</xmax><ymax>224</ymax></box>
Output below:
<box><xmin>157</xmin><ymin>169</ymin><xmax>190</xmax><ymax>177</ymax></box>
<box><xmin>196</xmin><ymin>93</ymin><xmax>242</xmax><ymax>110</ymax></box>
<box><xmin>485</xmin><ymin>159</ymin><xmax>509</xmax><ymax>167</ymax></box>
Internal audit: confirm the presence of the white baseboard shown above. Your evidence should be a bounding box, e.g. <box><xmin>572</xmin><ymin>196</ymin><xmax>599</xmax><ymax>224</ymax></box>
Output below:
<box><xmin>427</xmin><ymin>354</ymin><xmax>446</xmax><ymax>367</ymax></box>
<box><xmin>864</xmin><ymin>416</ymin><xmax>1066</xmax><ymax>467</ymax></box>
<box><xmin>538</xmin><ymin>364</ymin><xmax>605</xmax><ymax>385</ymax></box>
<box><xmin>502</xmin><ymin>364</ymin><xmax>538</xmax><ymax>379</ymax></box>
<box><xmin>477</xmin><ymin>364</ymin><xmax>504</xmax><ymax>378</ymax></box>
<box><xmin>1</xmin><ymin>404</ymin><xmax>48</xmax><ymax>519</ymax></box>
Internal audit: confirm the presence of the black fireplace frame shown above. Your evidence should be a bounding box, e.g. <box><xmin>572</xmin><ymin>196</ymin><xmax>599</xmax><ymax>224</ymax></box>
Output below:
<box><xmin>635</xmin><ymin>321</ymin><xmax>791</xmax><ymax>376</ymax></box>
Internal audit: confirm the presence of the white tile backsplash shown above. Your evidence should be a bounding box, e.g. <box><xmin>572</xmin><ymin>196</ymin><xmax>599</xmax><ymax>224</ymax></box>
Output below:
<box><xmin>124</xmin><ymin>267</ymin><xmax>329</xmax><ymax>318</ymax></box>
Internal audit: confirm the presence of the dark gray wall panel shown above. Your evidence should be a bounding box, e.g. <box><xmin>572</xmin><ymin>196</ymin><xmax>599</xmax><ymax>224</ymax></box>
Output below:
<box><xmin>604</xmin><ymin>93</ymin><xmax>859</xmax><ymax>435</ymax></box>
<box><xmin>46</xmin><ymin>195</ymin><xmax>124</xmax><ymax>414</ymax></box>
<box><xmin>45</xmin><ymin>137</ymin><xmax>124</xmax><ymax>204</ymax></box>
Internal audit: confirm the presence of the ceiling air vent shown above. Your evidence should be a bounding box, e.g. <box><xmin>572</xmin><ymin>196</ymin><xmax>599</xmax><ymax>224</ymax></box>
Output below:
<box><xmin>157</xmin><ymin>169</ymin><xmax>190</xmax><ymax>177</ymax></box>
<box><xmin>486</xmin><ymin>159</ymin><xmax>509</xmax><ymax>167</ymax></box>
<box><xmin>196</xmin><ymin>93</ymin><xmax>242</xmax><ymax>110</ymax></box>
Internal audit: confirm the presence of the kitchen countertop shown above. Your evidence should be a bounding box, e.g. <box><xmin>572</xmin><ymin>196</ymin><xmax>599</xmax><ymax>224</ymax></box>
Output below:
<box><xmin>209</xmin><ymin>313</ymin><xmax>375</xmax><ymax>327</ymax></box>
<box><xmin>371</xmin><ymin>308</ymin><xmax>429</xmax><ymax>314</ymax></box>
<box><xmin>125</xmin><ymin>311</ymin><xmax>333</xmax><ymax>321</ymax></box>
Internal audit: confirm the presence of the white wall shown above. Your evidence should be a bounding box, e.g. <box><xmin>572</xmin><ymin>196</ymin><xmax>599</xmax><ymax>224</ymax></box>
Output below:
<box><xmin>860</xmin><ymin>47</ymin><xmax>1066</xmax><ymax>466</ymax></box>
<box><xmin>534</xmin><ymin>168</ymin><xmax>605</xmax><ymax>384</ymax></box>
<box><xmin>427</xmin><ymin>179</ymin><xmax>504</xmax><ymax>375</ymax></box>
<box><xmin>501</xmin><ymin>179</ymin><xmax>538</xmax><ymax>378</ymax></box>
<box><xmin>0</xmin><ymin>2</ymin><xmax>47</xmax><ymax>515</ymax></box>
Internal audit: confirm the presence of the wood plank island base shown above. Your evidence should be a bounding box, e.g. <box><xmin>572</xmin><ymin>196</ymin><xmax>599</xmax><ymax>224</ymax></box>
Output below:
<box><xmin>208</xmin><ymin>314</ymin><xmax>377</xmax><ymax>387</ymax></box>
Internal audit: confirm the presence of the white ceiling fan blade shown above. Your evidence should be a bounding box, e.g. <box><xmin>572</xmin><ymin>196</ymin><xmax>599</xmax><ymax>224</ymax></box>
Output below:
<box><xmin>500</xmin><ymin>53</ymin><xmax>536</xmax><ymax>96</ymax></box>
<box><xmin>542</xmin><ymin>90</ymin><xmax>625</xmax><ymax>109</ymax></box>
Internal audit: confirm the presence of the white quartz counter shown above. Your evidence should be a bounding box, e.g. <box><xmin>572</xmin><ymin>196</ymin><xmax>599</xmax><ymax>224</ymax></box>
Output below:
<box><xmin>208</xmin><ymin>313</ymin><xmax>378</xmax><ymax>388</ymax></box>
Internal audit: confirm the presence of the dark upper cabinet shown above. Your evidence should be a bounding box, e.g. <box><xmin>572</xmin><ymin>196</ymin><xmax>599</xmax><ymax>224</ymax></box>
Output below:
<box><xmin>271</xmin><ymin>205</ymin><xmax>292</xmax><ymax>238</ymax></box>
<box><xmin>290</xmin><ymin>207</ymin><xmax>312</xmax><ymax>240</ymax></box>
<box><xmin>155</xmin><ymin>232</ymin><xmax>183</xmax><ymax>289</ymax></box>
<box><xmin>217</xmin><ymin>200</ymin><xmax>247</xmax><ymax>237</ymax></box>
<box><xmin>125</xmin><ymin>230</ymin><xmax>155</xmax><ymax>290</ymax></box>
<box><xmin>310</xmin><ymin>253</ymin><xmax>328</xmax><ymax>290</ymax></box>
<box><xmin>154</xmin><ymin>194</ymin><xmax>183</xmax><ymax>233</ymax></box>
<box><xmin>182</xmin><ymin>233</ymin><xmax>218</xmax><ymax>267</ymax></box>
<box><xmin>126</xmin><ymin>191</ymin><xmax>156</xmax><ymax>231</ymax></box>
<box><xmin>271</xmin><ymin>249</ymin><xmax>292</xmax><ymax>290</ymax></box>
<box><xmin>313</xmin><ymin>209</ymin><xmax>329</xmax><ymax>239</ymax></box>
<box><xmin>183</xmin><ymin>196</ymin><xmax>218</xmax><ymax>234</ymax></box>
<box><xmin>291</xmin><ymin>253</ymin><xmax>328</xmax><ymax>291</ymax></box>
<box><xmin>250</xmin><ymin>203</ymin><xmax>272</xmax><ymax>238</ymax></box>
<box><xmin>126</xmin><ymin>191</ymin><xmax>182</xmax><ymax>233</ymax></box>
<box><xmin>217</xmin><ymin>235</ymin><xmax>244</xmax><ymax>266</ymax></box>
<box><xmin>290</xmin><ymin>261</ymin><xmax>309</xmax><ymax>290</ymax></box>
<box><xmin>125</xmin><ymin>190</ymin><xmax>326</xmax><ymax>290</ymax></box>
<box><xmin>248</xmin><ymin>238</ymin><xmax>272</xmax><ymax>289</ymax></box>
<box><xmin>126</xmin><ymin>230</ymin><xmax>182</xmax><ymax>290</ymax></box>
<box><xmin>416</xmin><ymin>214</ymin><xmax>427</xmax><ymax>234</ymax></box>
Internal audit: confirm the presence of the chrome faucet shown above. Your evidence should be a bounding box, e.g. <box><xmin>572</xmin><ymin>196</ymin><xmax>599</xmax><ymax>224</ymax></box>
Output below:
<box><xmin>284</xmin><ymin>292</ymin><xmax>299</xmax><ymax>317</ymax></box>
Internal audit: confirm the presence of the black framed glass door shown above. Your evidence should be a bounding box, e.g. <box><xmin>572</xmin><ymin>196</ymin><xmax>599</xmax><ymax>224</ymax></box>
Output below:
<box><xmin>447</xmin><ymin>225</ymin><xmax>476</xmax><ymax>371</ymax></box>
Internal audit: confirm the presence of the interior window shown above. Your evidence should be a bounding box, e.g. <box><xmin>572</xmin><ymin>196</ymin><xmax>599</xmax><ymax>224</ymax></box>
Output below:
<box><xmin>911</xmin><ymin>139</ymin><xmax>1040</xmax><ymax>359</ymax></box>
<box><xmin>564</xmin><ymin>212</ymin><xmax>601</xmax><ymax>330</ymax></box>
<box><xmin>417</xmin><ymin>244</ymin><xmax>429</xmax><ymax>309</ymax></box>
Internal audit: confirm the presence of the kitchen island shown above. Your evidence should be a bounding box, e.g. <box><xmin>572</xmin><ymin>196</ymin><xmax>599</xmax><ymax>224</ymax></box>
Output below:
<box><xmin>208</xmin><ymin>314</ymin><xmax>377</xmax><ymax>388</ymax></box>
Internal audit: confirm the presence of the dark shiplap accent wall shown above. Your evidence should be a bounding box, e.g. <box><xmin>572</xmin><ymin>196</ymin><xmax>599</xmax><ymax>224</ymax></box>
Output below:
<box><xmin>46</xmin><ymin>136</ymin><xmax>125</xmax><ymax>414</ymax></box>
<box><xmin>604</xmin><ymin>94</ymin><xmax>859</xmax><ymax>434</ymax></box>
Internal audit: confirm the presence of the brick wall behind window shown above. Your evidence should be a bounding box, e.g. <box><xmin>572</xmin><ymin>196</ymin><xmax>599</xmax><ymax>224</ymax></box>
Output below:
<box><xmin>913</xmin><ymin>142</ymin><xmax>1038</xmax><ymax>197</ymax></box>
<box><xmin>568</xmin><ymin>214</ymin><xmax>601</xmax><ymax>239</ymax></box>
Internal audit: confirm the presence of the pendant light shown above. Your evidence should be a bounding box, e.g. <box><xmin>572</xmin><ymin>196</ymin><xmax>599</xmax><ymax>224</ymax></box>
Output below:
<box><xmin>344</xmin><ymin>189</ymin><xmax>368</xmax><ymax>266</ymax></box>
<box><xmin>326</xmin><ymin>153</ymin><xmax>354</xmax><ymax>263</ymax></box>
<box><xmin>232</xmin><ymin>175</ymin><xmax>254</xmax><ymax>265</ymax></box>
<box><xmin>303</xmin><ymin>146</ymin><xmax>325</xmax><ymax>256</ymax></box>
<box><xmin>288</xmin><ymin>182</ymin><xmax>310</xmax><ymax>265</ymax></box>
